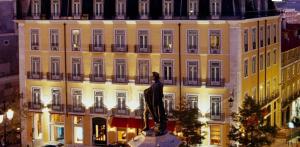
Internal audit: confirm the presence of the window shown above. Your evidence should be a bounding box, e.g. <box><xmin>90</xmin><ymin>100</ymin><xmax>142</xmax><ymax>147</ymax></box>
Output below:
<box><xmin>94</xmin><ymin>0</ymin><xmax>104</xmax><ymax>18</ymax></box>
<box><xmin>31</xmin><ymin>57</ymin><xmax>41</xmax><ymax>73</ymax></box>
<box><xmin>139</xmin><ymin>93</ymin><xmax>145</xmax><ymax>110</ymax></box>
<box><xmin>244</xmin><ymin>59</ymin><xmax>248</xmax><ymax>77</ymax></box>
<box><xmin>50</xmin><ymin>57</ymin><xmax>60</xmax><ymax>75</ymax></box>
<box><xmin>210</xmin><ymin>125</ymin><xmax>221</xmax><ymax>145</ymax></box>
<box><xmin>244</xmin><ymin>29</ymin><xmax>248</xmax><ymax>52</ymax></box>
<box><xmin>187</xmin><ymin>61</ymin><xmax>198</xmax><ymax>81</ymax></box>
<box><xmin>252</xmin><ymin>87</ymin><xmax>257</xmax><ymax>99</ymax></box>
<box><xmin>92</xmin><ymin>58</ymin><xmax>103</xmax><ymax>78</ymax></box>
<box><xmin>72</xmin><ymin>89</ymin><xmax>82</xmax><ymax>107</ymax></box>
<box><xmin>94</xmin><ymin>91</ymin><xmax>104</xmax><ymax>108</ymax></box>
<box><xmin>163</xmin><ymin>0</ymin><xmax>173</xmax><ymax>18</ymax></box>
<box><xmin>164</xmin><ymin>94</ymin><xmax>175</xmax><ymax>114</ymax></box>
<box><xmin>187</xmin><ymin>30</ymin><xmax>198</xmax><ymax>53</ymax></box>
<box><xmin>252</xmin><ymin>56</ymin><xmax>256</xmax><ymax>74</ymax></box>
<box><xmin>137</xmin><ymin>30</ymin><xmax>149</xmax><ymax>50</ymax></box>
<box><xmin>209</xmin><ymin>30</ymin><xmax>221</xmax><ymax>54</ymax></box>
<box><xmin>210</xmin><ymin>0</ymin><xmax>221</xmax><ymax>18</ymax></box>
<box><xmin>187</xmin><ymin>95</ymin><xmax>198</xmax><ymax>109</ymax></box>
<box><xmin>93</xmin><ymin>29</ymin><xmax>103</xmax><ymax>46</ymax></box>
<box><xmin>137</xmin><ymin>60</ymin><xmax>150</xmax><ymax>83</ymax></box>
<box><xmin>116</xmin><ymin>0</ymin><xmax>126</xmax><ymax>19</ymax></box>
<box><xmin>211</xmin><ymin>96</ymin><xmax>221</xmax><ymax>119</ymax></box>
<box><xmin>162</xmin><ymin>30</ymin><xmax>173</xmax><ymax>53</ymax></box>
<box><xmin>209</xmin><ymin>61</ymin><xmax>221</xmax><ymax>83</ymax></box>
<box><xmin>32</xmin><ymin>0</ymin><xmax>41</xmax><ymax>17</ymax></box>
<box><xmin>52</xmin><ymin>89</ymin><xmax>61</xmax><ymax>105</ymax></box>
<box><xmin>273</xmin><ymin>49</ymin><xmax>277</xmax><ymax>64</ymax></box>
<box><xmin>116</xmin><ymin>92</ymin><xmax>126</xmax><ymax>109</ymax></box>
<box><xmin>188</xmin><ymin>0</ymin><xmax>198</xmax><ymax>18</ymax></box>
<box><xmin>259</xmin><ymin>26</ymin><xmax>264</xmax><ymax>48</ymax></box>
<box><xmin>139</xmin><ymin>0</ymin><xmax>149</xmax><ymax>18</ymax></box>
<box><xmin>73</xmin><ymin>116</ymin><xmax>83</xmax><ymax>144</ymax></box>
<box><xmin>32</xmin><ymin>87</ymin><xmax>41</xmax><ymax>104</ymax></box>
<box><xmin>267</xmin><ymin>25</ymin><xmax>270</xmax><ymax>45</ymax></box>
<box><xmin>72</xmin><ymin>0</ymin><xmax>81</xmax><ymax>16</ymax></box>
<box><xmin>115</xmin><ymin>59</ymin><xmax>127</xmax><ymax>80</ymax></box>
<box><xmin>72</xmin><ymin>58</ymin><xmax>81</xmax><ymax>76</ymax></box>
<box><xmin>51</xmin><ymin>0</ymin><xmax>60</xmax><ymax>17</ymax></box>
<box><xmin>71</xmin><ymin>29</ymin><xmax>80</xmax><ymax>51</ymax></box>
<box><xmin>267</xmin><ymin>52</ymin><xmax>270</xmax><ymax>67</ymax></box>
<box><xmin>259</xmin><ymin>54</ymin><xmax>264</xmax><ymax>70</ymax></box>
<box><xmin>49</xmin><ymin>114</ymin><xmax>64</xmax><ymax>143</ymax></box>
<box><xmin>114</xmin><ymin>30</ymin><xmax>126</xmax><ymax>49</ymax></box>
<box><xmin>50</xmin><ymin>29</ymin><xmax>59</xmax><ymax>51</ymax></box>
<box><xmin>162</xmin><ymin>60</ymin><xmax>174</xmax><ymax>83</ymax></box>
<box><xmin>31</xmin><ymin>29</ymin><xmax>39</xmax><ymax>50</ymax></box>
<box><xmin>273</xmin><ymin>24</ymin><xmax>277</xmax><ymax>43</ymax></box>
<box><xmin>267</xmin><ymin>81</ymin><xmax>270</xmax><ymax>97</ymax></box>
<box><xmin>252</xmin><ymin>28</ymin><xmax>257</xmax><ymax>50</ymax></box>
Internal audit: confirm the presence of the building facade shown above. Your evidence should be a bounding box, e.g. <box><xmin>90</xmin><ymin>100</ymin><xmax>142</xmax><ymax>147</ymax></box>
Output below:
<box><xmin>16</xmin><ymin>0</ymin><xmax>280</xmax><ymax>146</ymax></box>
<box><xmin>281</xmin><ymin>23</ymin><xmax>300</xmax><ymax>127</ymax></box>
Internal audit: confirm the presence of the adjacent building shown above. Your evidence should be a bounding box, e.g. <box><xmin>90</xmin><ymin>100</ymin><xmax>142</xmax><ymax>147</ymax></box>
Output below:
<box><xmin>15</xmin><ymin>0</ymin><xmax>280</xmax><ymax>146</ymax></box>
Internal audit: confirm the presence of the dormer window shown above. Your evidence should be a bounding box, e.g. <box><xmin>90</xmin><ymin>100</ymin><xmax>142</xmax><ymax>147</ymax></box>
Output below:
<box><xmin>188</xmin><ymin>0</ymin><xmax>198</xmax><ymax>19</ymax></box>
<box><xmin>210</xmin><ymin>0</ymin><xmax>221</xmax><ymax>19</ymax></box>
<box><xmin>116</xmin><ymin>0</ymin><xmax>126</xmax><ymax>19</ymax></box>
<box><xmin>163</xmin><ymin>0</ymin><xmax>173</xmax><ymax>19</ymax></box>
<box><xmin>139</xmin><ymin>0</ymin><xmax>149</xmax><ymax>19</ymax></box>
<box><xmin>94</xmin><ymin>0</ymin><xmax>104</xmax><ymax>19</ymax></box>
<box><xmin>72</xmin><ymin>0</ymin><xmax>81</xmax><ymax>19</ymax></box>
<box><xmin>32</xmin><ymin>0</ymin><xmax>41</xmax><ymax>19</ymax></box>
<box><xmin>51</xmin><ymin>0</ymin><xmax>60</xmax><ymax>19</ymax></box>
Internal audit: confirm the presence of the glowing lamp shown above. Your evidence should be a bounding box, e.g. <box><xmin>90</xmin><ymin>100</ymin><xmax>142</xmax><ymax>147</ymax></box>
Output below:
<box><xmin>41</xmin><ymin>97</ymin><xmax>51</xmax><ymax>106</ymax></box>
<box><xmin>0</xmin><ymin>113</ymin><xmax>3</xmax><ymax>123</ymax></box>
<box><xmin>6</xmin><ymin>109</ymin><xmax>14</xmax><ymax>120</ymax></box>
<box><xmin>82</xmin><ymin>99</ymin><xmax>94</xmax><ymax>109</ymax></box>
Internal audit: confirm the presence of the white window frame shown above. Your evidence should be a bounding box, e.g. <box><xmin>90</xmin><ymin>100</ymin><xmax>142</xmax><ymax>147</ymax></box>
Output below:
<box><xmin>31</xmin><ymin>29</ymin><xmax>39</xmax><ymax>50</ymax></box>
<box><xmin>252</xmin><ymin>56</ymin><xmax>256</xmax><ymax>74</ymax></box>
<box><xmin>71</xmin><ymin>29</ymin><xmax>81</xmax><ymax>51</ymax></box>
<box><xmin>114</xmin><ymin>59</ymin><xmax>127</xmax><ymax>81</ymax></box>
<box><xmin>51</xmin><ymin>0</ymin><xmax>60</xmax><ymax>17</ymax></box>
<box><xmin>187</xmin><ymin>30</ymin><xmax>199</xmax><ymax>53</ymax></box>
<box><xmin>94</xmin><ymin>0</ymin><xmax>104</xmax><ymax>18</ymax></box>
<box><xmin>163</xmin><ymin>93</ymin><xmax>175</xmax><ymax>114</ymax></box>
<box><xmin>32</xmin><ymin>0</ymin><xmax>41</xmax><ymax>18</ymax></box>
<box><xmin>137</xmin><ymin>59</ymin><xmax>150</xmax><ymax>82</ymax></box>
<box><xmin>72</xmin><ymin>0</ymin><xmax>81</xmax><ymax>17</ymax></box>
<box><xmin>31</xmin><ymin>56</ymin><xmax>41</xmax><ymax>74</ymax></box>
<box><xmin>50</xmin><ymin>57</ymin><xmax>60</xmax><ymax>75</ymax></box>
<box><xmin>188</xmin><ymin>0</ymin><xmax>198</xmax><ymax>19</ymax></box>
<box><xmin>116</xmin><ymin>0</ymin><xmax>126</xmax><ymax>19</ymax></box>
<box><xmin>94</xmin><ymin>90</ymin><xmax>104</xmax><ymax>108</ymax></box>
<box><xmin>209</xmin><ymin>30</ymin><xmax>222</xmax><ymax>54</ymax></box>
<box><xmin>161</xmin><ymin>30</ymin><xmax>174</xmax><ymax>53</ymax></box>
<box><xmin>186</xmin><ymin>60</ymin><xmax>199</xmax><ymax>82</ymax></box>
<box><xmin>71</xmin><ymin>57</ymin><xmax>82</xmax><ymax>77</ymax></box>
<box><xmin>163</xmin><ymin>0</ymin><xmax>173</xmax><ymax>19</ymax></box>
<box><xmin>50</xmin><ymin>29</ymin><xmax>59</xmax><ymax>51</ymax></box>
<box><xmin>32</xmin><ymin>87</ymin><xmax>41</xmax><ymax>104</ymax></box>
<box><xmin>51</xmin><ymin>88</ymin><xmax>61</xmax><ymax>105</ymax></box>
<box><xmin>92</xmin><ymin>58</ymin><xmax>104</xmax><ymax>77</ymax></box>
<box><xmin>210</xmin><ymin>96</ymin><xmax>221</xmax><ymax>119</ymax></box>
<box><xmin>161</xmin><ymin>59</ymin><xmax>174</xmax><ymax>83</ymax></box>
<box><xmin>139</xmin><ymin>0</ymin><xmax>149</xmax><ymax>19</ymax></box>
<box><xmin>208</xmin><ymin>60</ymin><xmax>222</xmax><ymax>84</ymax></box>
<box><xmin>116</xmin><ymin>91</ymin><xmax>127</xmax><ymax>110</ymax></box>
<box><xmin>186</xmin><ymin>94</ymin><xmax>198</xmax><ymax>109</ymax></box>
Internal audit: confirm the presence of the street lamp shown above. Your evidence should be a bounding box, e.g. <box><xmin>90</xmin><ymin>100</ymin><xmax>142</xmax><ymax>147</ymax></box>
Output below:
<box><xmin>0</xmin><ymin>108</ymin><xmax>14</xmax><ymax>146</ymax></box>
<box><xmin>228</xmin><ymin>96</ymin><xmax>234</xmax><ymax>108</ymax></box>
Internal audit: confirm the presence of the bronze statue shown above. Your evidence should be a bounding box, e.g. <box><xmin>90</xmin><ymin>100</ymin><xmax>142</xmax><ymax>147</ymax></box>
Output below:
<box><xmin>143</xmin><ymin>72</ymin><xmax>167</xmax><ymax>136</ymax></box>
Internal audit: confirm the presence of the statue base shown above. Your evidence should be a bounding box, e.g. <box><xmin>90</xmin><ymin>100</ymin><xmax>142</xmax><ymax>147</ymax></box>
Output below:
<box><xmin>128</xmin><ymin>130</ymin><xmax>181</xmax><ymax>147</ymax></box>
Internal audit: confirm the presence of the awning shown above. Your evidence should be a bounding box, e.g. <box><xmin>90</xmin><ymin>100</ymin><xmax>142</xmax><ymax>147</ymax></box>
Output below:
<box><xmin>110</xmin><ymin>117</ymin><xmax>176</xmax><ymax>131</ymax></box>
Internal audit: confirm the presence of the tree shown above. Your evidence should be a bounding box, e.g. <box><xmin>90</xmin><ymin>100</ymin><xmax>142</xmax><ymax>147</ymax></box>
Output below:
<box><xmin>228</xmin><ymin>96</ymin><xmax>277</xmax><ymax>147</ymax></box>
<box><xmin>172</xmin><ymin>98</ymin><xmax>205</xmax><ymax>146</ymax></box>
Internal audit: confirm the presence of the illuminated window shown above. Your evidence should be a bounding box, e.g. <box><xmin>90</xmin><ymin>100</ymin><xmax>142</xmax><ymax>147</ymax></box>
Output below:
<box><xmin>162</xmin><ymin>30</ymin><xmax>173</xmax><ymax>53</ymax></box>
<box><xmin>94</xmin><ymin>0</ymin><xmax>104</xmax><ymax>18</ymax></box>
<box><xmin>31</xmin><ymin>57</ymin><xmax>41</xmax><ymax>74</ymax></box>
<box><xmin>210</xmin><ymin>125</ymin><xmax>221</xmax><ymax>145</ymax></box>
<box><xmin>164</xmin><ymin>93</ymin><xmax>175</xmax><ymax>114</ymax></box>
<box><xmin>71</xmin><ymin>29</ymin><xmax>80</xmax><ymax>51</ymax></box>
<box><xmin>117</xmin><ymin>128</ymin><xmax>127</xmax><ymax>143</ymax></box>
<box><xmin>187</xmin><ymin>95</ymin><xmax>198</xmax><ymax>109</ymax></box>
<box><xmin>139</xmin><ymin>0</ymin><xmax>149</xmax><ymax>18</ymax></box>
<box><xmin>244</xmin><ymin>29</ymin><xmax>248</xmax><ymax>52</ymax></box>
<box><xmin>187</xmin><ymin>30</ymin><xmax>198</xmax><ymax>53</ymax></box>
<box><xmin>188</xmin><ymin>0</ymin><xmax>198</xmax><ymax>18</ymax></box>
<box><xmin>50</xmin><ymin>114</ymin><xmax>64</xmax><ymax>142</ymax></box>
<box><xmin>50</xmin><ymin>29</ymin><xmax>59</xmax><ymax>50</ymax></box>
<box><xmin>73</xmin><ymin>116</ymin><xmax>83</xmax><ymax>144</ymax></box>
<box><xmin>32</xmin><ymin>87</ymin><xmax>41</xmax><ymax>104</ymax></box>
<box><xmin>244</xmin><ymin>59</ymin><xmax>248</xmax><ymax>77</ymax></box>
<box><xmin>163</xmin><ymin>0</ymin><xmax>173</xmax><ymax>19</ymax></box>
<box><xmin>31</xmin><ymin>29</ymin><xmax>39</xmax><ymax>50</ymax></box>
<box><xmin>252</xmin><ymin>56</ymin><xmax>256</xmax><ymax>74</ymax></box>
<box><xmin>209</xmin><ymin>30</ymin><xmax>221</xmax><ymax>54</ymax></box>
<box><xmin>252</xmin><ymin>28</ymin><xmax>257</xmax><ymax>50</ymax></box>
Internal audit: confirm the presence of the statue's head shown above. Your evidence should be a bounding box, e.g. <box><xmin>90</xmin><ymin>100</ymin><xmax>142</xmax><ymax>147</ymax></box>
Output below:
<box><xmin>152</xmin><ymin>72</ymin><xmax>160</xmax><ymax>81</ymax></box>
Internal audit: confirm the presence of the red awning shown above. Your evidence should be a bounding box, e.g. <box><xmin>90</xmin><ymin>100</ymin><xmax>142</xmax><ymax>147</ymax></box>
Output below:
<box><xmin>110</xmin><ymin>117</ymin><xmax>176</xmax><ymax>131</ymax></box>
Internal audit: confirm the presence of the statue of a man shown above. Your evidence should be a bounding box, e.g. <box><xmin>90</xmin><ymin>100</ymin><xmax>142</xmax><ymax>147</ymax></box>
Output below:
<box><xmin>143</xmin><ymin>72</ymin><xmax>167</xmax><ymax>136</ymax></box>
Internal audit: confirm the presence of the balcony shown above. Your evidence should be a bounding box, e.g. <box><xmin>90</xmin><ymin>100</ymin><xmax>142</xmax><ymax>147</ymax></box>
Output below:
<box><xmin>67</xmin><ymin>105</ymin><xmax>85</xmax><ymax>113</ymax></box>
<box><xmin>162</xmin><ymin>77</ymin><xmax>177</xmax><ymax>85</ymax></box>
<box><xmin>210</xmin><ymin>48</ymin><xmax>221</xmax><ymax>54</ymax></box>
<box><xmin>135</xmin><ymin>76</ymin><xmax>151</xmax><ymax>85</ymax></box>
<box><xmin>261</xmin><ymin>90</ymin><xmax>280</xmax><ymax>106</ymax></box>
<box><xmin>72</xmin><ymin>13</ymin><xmax>82</xmax><ymax>19</ymax></box>
<box><xmin>187</xmin><ymin>45</ymin><xmax>198</xmax><ymax>53</ymax></box>
<box><xmin>67</xmin><ymin>73</ymin><xmax>84</xmax><ymax>82</ymax></box>
<box><xmin>111</xmin><ymin>108</ymin><xmax>130</xmax><ymax>116</ymax></box>
<box><xmin>115</xmin><ymin>13</ymin><xmax>126</xmax><ymax>19</ymax></box>
<box><xmin>111</xmin><ymin>44</ymin><xmax>128</xmax><ymax>52</ymax></box>
<box><xmin>89</xmin><ymin>44</ymin><xmax>105</xmax><ymax>52</ymax></box>
<box><xmin>206</xmin><ymin>78</ymin><xmax>225</xmax><ymax>87</ymax></box>
<box><xmin>112</xmin><ymin>75</ymin><xmax>129</xmax><ymax>84</ymax></box>
<box><xmin>50</xmin><ymin>43</ymin><xmax>59</xmax><ymax>51</ymax></box>
<box><xmin>139</xmin><ymin>13</ymin><xmax>149</xmax><ymax>19</ymax></box>
<box><xmin>51</xmin><ymin>13</ymin><xmax>60</xmax><ymax>19</ymax></box>
<box><xmin>94</xmin><ymin>13</ymin><xmax>104</xmax><ymax>19</ymax></box>
<box><xmin>183</xmin><ymin>77</ymin><xmax>201</xmax><ymax>86</ymax></box>
<box><xmin>134</xmin><ymin>109</ymin><xmax>144</xmax><ymax>117</ymax></box>
<box><xmin>47</xmin><ymin>72</ymin><xmax>64</xmax><ymax>81</ymax></box>
<box><xmin>134</xmin><ymin>45</ymin><xmax>152</xmax><ymax>53</ymax></box>
<box><xmin>204</xmin><ymin>113</ymin><xmax>225</xmax><ymax>121</ymax></box>
<box><xmin>28</xmin><ymin>102</ymin><xmax>42</xmax><ymax>111</ymax></box>
<box><xmin>50</xmin><ymin>104</ymin><xmax>64</xmax><ymax>112</ymax></box>
<box><xmin>31</xmin><ymin>43</ymin><xmax>39</xmax><ymax>50</ymax></box>
<box><xmin>32</xmin><ymin>13</ymin><xmax>41</xmax><ymax>19</ymax></box>
<box><xmin>27</xmin><ymin>72</ymin><xmax>43</xmax><ymax>80</ymax></box>
<box><xmin>72</xmin><ymin>44</ymin><xmax>80</xmax><ymax>51</ymax></box>
<box><xmin>90</xmin><ymin>106</ymin><xmax>107</xmax><ymax>114</ymax></box>
<box><xmin>90</xmin><ymin>74</ymin><xmax>106</xmax><ymax>82</ymax></box>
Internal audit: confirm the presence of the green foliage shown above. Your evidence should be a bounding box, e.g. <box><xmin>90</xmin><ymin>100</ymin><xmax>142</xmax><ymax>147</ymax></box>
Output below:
<box><xmin>228</xmin><ymin>96</ymin><xmax>277</xmax><ymax>147</ymax></box>
<box><xmin>173</xmin><ymin>100</ymin><xmax>205</xmax><ymax>146</ymax></box>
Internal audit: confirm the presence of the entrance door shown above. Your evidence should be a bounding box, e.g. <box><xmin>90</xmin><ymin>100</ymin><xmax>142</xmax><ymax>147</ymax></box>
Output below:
<box><xmin>92</xmin><ymin>117</ymin><xmax>107</xmax><ymax>145</ymax></box>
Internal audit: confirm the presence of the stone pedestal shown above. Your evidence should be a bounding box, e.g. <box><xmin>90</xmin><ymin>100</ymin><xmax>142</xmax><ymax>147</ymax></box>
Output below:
<box><xmin>128</xmin><ymin>131</ymin><xmax>181</xmax><ymax>147</ymax></box>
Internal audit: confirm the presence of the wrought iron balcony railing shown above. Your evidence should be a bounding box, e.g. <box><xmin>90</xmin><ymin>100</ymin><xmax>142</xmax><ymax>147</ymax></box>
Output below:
<box><xmin>111</xmin><ymin>108</ymin><xmax>130</xmax><ymax>116</ymax></box>
<box><xmin>134</xmin><ymin>45</ymin><xmax>152</xmax><ymax>53</ymax></box>
<box><xmin>89</xmin><ymin>44</ymin><xmax>105</xmax><ymax>52</ymax></box>
<box><xmin>67</xmin><ymin>73</ymin><xmax>84</xmax><ymax>82</ymax></box>
<box><xmin>90</xmin><ymin>74</ymin><xmax>106</xmax><ymax>82</ymax></box>
<box><xmin>90</xmin><ymin>106</ymin><xmax>107</xmax><ymax>114</ymax></box>
<box><xmin>206</xmin><ymin>78</ymin><xmax>225</xmax><ymax>87</ymax></box>
<box><xmin>183</xmin><ymin>77</ymin><xmax>202</xmax><ymax>86</ymax></box>
<box><xmin>28</xmin><ymin>102</ymin><xmax>42</xmax><ymax>110</ymax></box>
<box><xmin>67</xmin><ymin>105</ymin><xmax>85</xmax><ymax>113</ymax></box>
<box><xmin>111</xmin><ymin>44</ymin><xmax>128</xmax><ymax>52</ymax></box>
<box><xmin>112</xmin><ymin>75</ymin><xmax>129</xmax><ymax>83</ymax></box>
<box><xmin>47</xmin><ymin>72</ymin><xmax>64</xmax><ymax>81</ymax></box>
<box><xmin>162</xmin><ymin>77</ymin><xmax>177</xmax><ymax>85</ymax></box>
<box><xmin>50</xmin><ymin>104</ymin><xmax>64</xmax><ymax>112</ymax></box>
<box><xmin>27</xmin><ymin>72</ymin><xmax>43</xmax><ymax>79</ymax></box>
<box><xmin>135</xmin><ymin>76</ymin><xmax>151</xmax><ymax>84</ymax></box>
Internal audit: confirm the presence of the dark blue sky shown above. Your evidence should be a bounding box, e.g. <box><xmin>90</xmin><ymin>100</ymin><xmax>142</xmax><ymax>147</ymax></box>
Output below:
<box><xmin>275</xmin><ymin>0</ymin><xmax>300</xmax><ymax>11</ymax></box>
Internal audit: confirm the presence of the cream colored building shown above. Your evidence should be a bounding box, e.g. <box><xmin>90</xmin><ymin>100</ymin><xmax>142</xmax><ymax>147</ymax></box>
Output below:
<box><xmin>16</xmin><ymin>0</ymin><xmax>281</xmax><ymax>146</ymax></box>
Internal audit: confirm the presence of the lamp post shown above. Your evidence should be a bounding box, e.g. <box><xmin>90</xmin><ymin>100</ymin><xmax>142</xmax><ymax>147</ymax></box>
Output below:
<box><xmin>0</xmin><ymin>101</ymin><xmax>14</xmax><ymax>146</ymax></box>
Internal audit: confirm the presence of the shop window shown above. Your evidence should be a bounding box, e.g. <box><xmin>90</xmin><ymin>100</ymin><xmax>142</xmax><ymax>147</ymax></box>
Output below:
<box><xmin>74</xmin><ymin>116</ymin><xmax>83</xmax><ymax>144</ymax></box>
<box><xmin>117</xmin><ymin>128</ymin><xmax>127</xmax><ymax>143</ymax></box>
<box><xmin>210</xmin><ymin>125</ymin><xmax>221</xmax><ymax>145</ymax></box>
